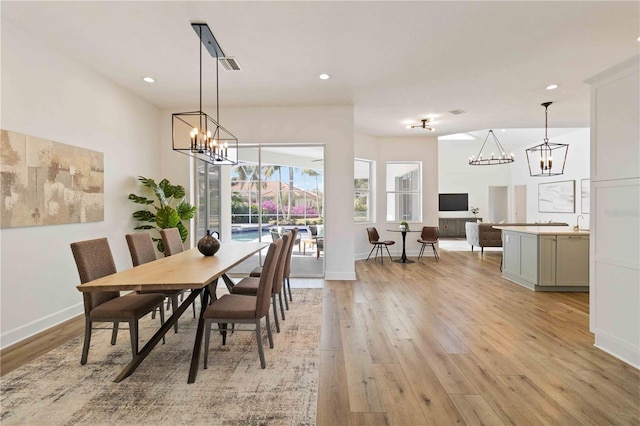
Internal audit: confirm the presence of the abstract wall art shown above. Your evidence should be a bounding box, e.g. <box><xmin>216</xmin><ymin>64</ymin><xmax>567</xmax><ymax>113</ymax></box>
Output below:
<box><xmin>538</xmin><ymin>180</ymin><xmax>575</xmax><ymax>213</ymax></box>
<box><xmin>0</xmin><ymin>130</ymin><xmax>104</xmax><ymax>228</ymax></box>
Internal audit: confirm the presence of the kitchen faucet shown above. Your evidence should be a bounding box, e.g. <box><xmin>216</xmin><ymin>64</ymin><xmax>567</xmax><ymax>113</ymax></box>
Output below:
<box><xmin>574</xmin><ymin>215</ymin><xmax>584</xmax><ymax>231</ymax></box>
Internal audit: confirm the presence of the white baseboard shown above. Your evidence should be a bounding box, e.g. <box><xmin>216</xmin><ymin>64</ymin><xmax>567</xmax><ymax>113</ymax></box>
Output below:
<box><xmin>594</xmin><ymin>330</ymin><xmax>640</xmax><ymax>370</ymax></box>
<box><xmin>1</xmin><ymin>303</ymin><xmax>83</xmax><ymax>350</ymax></box>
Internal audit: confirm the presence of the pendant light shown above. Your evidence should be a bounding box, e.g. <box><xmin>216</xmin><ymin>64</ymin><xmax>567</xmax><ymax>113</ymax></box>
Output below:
<box><xmin>172</xmin><ymin>23</ymin><xmax>238</xmax><ymax>165</ymax></box>
<box><xmin>468</xmin><ymin>130</ymin><xmax>514</xmax><ymax>165</ymax></box>
<box><xmin>525</xmin><ymin>102</ymin><xmax>568</xmax><ymax>177</ymax></box>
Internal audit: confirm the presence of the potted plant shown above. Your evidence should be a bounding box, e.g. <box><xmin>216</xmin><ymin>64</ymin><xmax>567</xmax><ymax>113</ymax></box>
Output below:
<box><xmin>470</xmin><ymin>207</ymin><xmax>480</xmax><ymax>217</ymax></box>
<box><xmin>400</xmin><ymin>221</ymin><xmax>409</xmax><ymax>231</ymax></box>
<box><xmin>128</xmin><ymin>176</ymin><xmax>197</xmax><ymax>252</ymax></box>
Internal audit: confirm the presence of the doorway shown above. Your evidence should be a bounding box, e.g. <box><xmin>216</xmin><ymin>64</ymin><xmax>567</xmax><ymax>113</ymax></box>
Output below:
<box><xmin>488</xmin><ymin>186</ymin><xmax>508</xmax><ymax>222</ymax></box>
<box><xmin>513</xmin><ymin>185</ymin><xmax>527</xmax><ymax>223</ymax></box>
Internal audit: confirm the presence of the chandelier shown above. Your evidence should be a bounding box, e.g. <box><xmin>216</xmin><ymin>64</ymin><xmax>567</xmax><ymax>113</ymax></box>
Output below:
<box><xmin>172</xmin><ymin>23</ymin><xmax>238</xmax><ymax>165</ymax></box>
<box><xmin>468</xmin><ymin>130</ymin><xmax>514</xmax><ymax>165</ymax></box>
<box><xmin>525</xmin><ymin>102</ymin><xmax>568</xmax><ymax>177</ymax></box>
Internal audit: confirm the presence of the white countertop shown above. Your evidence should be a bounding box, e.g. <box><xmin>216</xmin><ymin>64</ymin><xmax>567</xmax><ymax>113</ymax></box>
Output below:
<box><xmin>493</xmin><ymin>225</ymin><xmax>590</xmax><ymax>236</ymax></box>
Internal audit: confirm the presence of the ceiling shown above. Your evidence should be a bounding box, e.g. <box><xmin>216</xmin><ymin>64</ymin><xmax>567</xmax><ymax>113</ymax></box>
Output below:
<box><xmin>2</xmin><ymin>1</ymin><xmax>639</xmax><ymax>138</ymax></box>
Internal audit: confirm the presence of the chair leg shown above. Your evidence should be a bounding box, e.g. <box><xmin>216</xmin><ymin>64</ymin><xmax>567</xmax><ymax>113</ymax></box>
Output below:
<box><xmin>192</xmin><ymin>291</ymin><xmax>197</xmax><ymax>318</ymax></box>
<box><xmin>283</xmin><ymin>279</ymin><xmax>290</xmax><ymax>310</ymax></box>
<box><xmin>221</xmin><ymin>323</ymin><xmax>228</xmax><ymax>345</ymax></box>
<box><xmin>255</xmin><ymin>319</ymin><xmax>266</xmax><ymax>369</ymax></box>
<box><xmin>265</xmin><ymin>312</ymin><xmax>274</xmax><ymax>348</ymax></box>
<box><xmin>111</xmin><ymin>322</ymin><xmax>119</xmax><ymax>345</ymax></box>
<box><xmin>81</xmin><ymin>317</ymin><xmax>92</xmax><ymax>365</ymax></box>
<box><xmin>129</xmin><ymin>320</ymin><xmax>138</xmax><ymax>359</ymax></box>
<box><xmin>432</xmin><ymin>243</ymin><xmax>439</xmax><ymax>261</ymax></box>
<box><xmin>287</xmin><ymin>277</ymin><xmax>293</xmax><ymax>302</ymax></box>
<box><xmin>384</xmin><ymin>245</ymin><xmax>393</xmax><ymax>262</ymax></box>
<box><xmin>203</xmin><ymin>319</ymin><xmax>212</xmax><ymax>369</ymax></box>
<box><xmin>365</xmin><ymin>245</ymin><xmax>376</xmax><ymax>262</ymax></box>
<box><xmin>417</xmin><ymin>244</ymin><xmax>425</xmax><ymax>260</ymax></box>
<box><xmin>171</xmin><ymin>294</ymin><xmax>179</xmax><ymax>333</ymax></box>
<box><xmin>278</xmin><ymin>290</ymin><xmax>286</xmax><ymax>320</ymax></box>
<box><xmin>271</xmin><ymin>294</ymin><xmax>280</xmax><ymax>333</ymax></box>
<box><xmin>158</xmin><ymin>303</ymin><xmax>166</xmax><ymax>344</ymax></box>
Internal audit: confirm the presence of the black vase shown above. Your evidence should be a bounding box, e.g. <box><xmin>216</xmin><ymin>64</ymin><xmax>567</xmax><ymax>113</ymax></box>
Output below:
<box><xmin>197</xmin><ymin>230</ymin><xmax>220</xmax><ymax>256</ymax></box>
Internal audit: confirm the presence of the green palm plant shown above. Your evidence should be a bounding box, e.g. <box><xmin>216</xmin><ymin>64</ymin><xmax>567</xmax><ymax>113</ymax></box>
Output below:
<box><xmin>128</xmin><ymin>176</ymin><xmax>197</xmax><ymax>252</ymax></box>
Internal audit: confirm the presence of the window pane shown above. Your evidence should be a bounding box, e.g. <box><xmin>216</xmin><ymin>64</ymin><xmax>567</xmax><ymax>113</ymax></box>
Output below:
<box><xmin>386</xmin><ymin>163</ymin><xmax>420</xmax><ymax>192</ymax></box>
<box><xmin>354</xmin><ymin>159</ymin><xmax>373</xmax><ymax>222</ymax></box>
<box><xmin>385</xmin><ymin>162</ymin><xmax>421</xmax><ymax>222</ymax></box>
<box><xmin>386</xmin><ymin>193</ymin><xmax>420</xmax><ymax>222</ymax></box>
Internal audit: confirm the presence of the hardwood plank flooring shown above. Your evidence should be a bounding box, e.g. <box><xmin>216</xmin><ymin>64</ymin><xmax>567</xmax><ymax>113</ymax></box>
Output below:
<box><xmin>317</xmin><ymin>251</ymin><xmax>639</xmax><ymax>425</ymax></box>
<box><xmin>2</xmin><ymin>250</ymin><xmax>639</xmax><ymax>425</ymax></box>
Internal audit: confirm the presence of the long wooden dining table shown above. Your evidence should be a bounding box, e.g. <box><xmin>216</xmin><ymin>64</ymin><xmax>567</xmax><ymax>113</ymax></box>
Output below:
<box><xmin>76</xmin><ymin>241</ymin><xmax>267</xmax><ymax>384</ymax></box>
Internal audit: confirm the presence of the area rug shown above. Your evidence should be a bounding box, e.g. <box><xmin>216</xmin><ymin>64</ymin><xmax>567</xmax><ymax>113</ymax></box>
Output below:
<box><xmin>1</xmin><ymin>288</ymin><xmax>322</xmax><ymax>425</ymax></box>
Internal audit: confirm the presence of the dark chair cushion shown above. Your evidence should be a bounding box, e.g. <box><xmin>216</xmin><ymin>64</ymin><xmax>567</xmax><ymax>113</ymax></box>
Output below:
<box><xmin>204</xmin><ymin>294</ymin><xmax>257</xmax><ymax>320</ymax></box>
<box><xmin>230</xmin><ymin>277</ymin><xmax>259</xmax><ymax>295</ymax></box>
<box><xmin>89</xmin><ymin>293</ymin><xmax>164</xmax><ymax>320</ymax></box>
<box><xmin>249</xmin><ymin>266</ymin><xmax>262</xmax><ymax>277</ymax></box>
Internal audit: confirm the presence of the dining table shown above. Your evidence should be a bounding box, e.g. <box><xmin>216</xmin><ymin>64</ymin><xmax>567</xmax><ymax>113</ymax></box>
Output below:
<box><xmin>76</xmin><ymin>241</ymin><xmax>267</xmax><ymax>384</ymax></box>
<box><xmin>387</xmin><ymin>228</ymin><xmax>420</xmax><ymax>263</ymax></box>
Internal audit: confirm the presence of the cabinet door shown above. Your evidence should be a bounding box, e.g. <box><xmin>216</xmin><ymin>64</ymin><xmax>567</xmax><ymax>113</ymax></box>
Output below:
<box><xmin>538</xmin><ymin>236</ymin><xmax>557</xmax><ymax>286</ymax></box>
<box><xmin>556</xmin><ymin>236</ymin><xmax>589</xmax><ymax>286</ymax></box>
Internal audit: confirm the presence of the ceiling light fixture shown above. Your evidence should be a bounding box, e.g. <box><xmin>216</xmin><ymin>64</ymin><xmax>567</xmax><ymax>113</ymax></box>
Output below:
<box><xmin>143</xmin><ymin>77</ymin><xmax>155</xmax><ymax>83</ymax></box>
<box><xmin>546</xmin><ymin>84</ymin><xmax>558</xmax><ymax>90</ymax></box>
<box><xmin>525</xmin><ymin>102</ymin><xmax>568</xmax><ymax>177</ymax></box>
<box><xmin>410</xmin><ymin>119</ymin><xmax>434</xmax><ymax>131</ymax></box>
<box><xmin>468</xmin><ymin>130</ymin><xmax>514</xmax><ymax>165</ymax></box>
<box><xmin>319</xmin><ymin>73</ymin><xmax>331</xmax><ymax>80</ymax></box>
<box><xmin>172</xmin><ymin>23</ymin><xmax>238</xmax><ymax>165</ymax></box>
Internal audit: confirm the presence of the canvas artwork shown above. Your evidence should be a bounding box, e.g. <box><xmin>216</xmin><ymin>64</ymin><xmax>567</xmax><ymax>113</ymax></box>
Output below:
<box><xmin>0</xmin><ymin>130</ymin><xmax>104</xmax><ymax>228</ymax></box>
<box><xmin>538</xmin><ymin>180</ymin><xmax>575</xmax><ymax>213</ymax></box>
<box><xmin>581</xmin><ymin>179</ymin><xmax>590</xmax><ymax>214</ymax></box>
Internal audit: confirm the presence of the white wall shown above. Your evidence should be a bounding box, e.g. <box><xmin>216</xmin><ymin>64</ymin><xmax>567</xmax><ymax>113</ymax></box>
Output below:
<box><xmin>353</xmin><ymin>134</ymin><xmax>439</xmax><ymax>259</ymax></box>
<box><xmin>160</xmin><ymin>105</ymin><xmax>356</xmax><ymax>280</ymax></box>
<box><xmin>0</xmin><ymin>22</ymin><xmax>162</xmax><ymax>348</ymax></box>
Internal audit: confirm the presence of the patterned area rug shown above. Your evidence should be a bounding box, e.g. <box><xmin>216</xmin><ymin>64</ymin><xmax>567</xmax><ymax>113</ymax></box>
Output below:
<box><xmin>1</xmin><ymin>289</ymin><xmax>322</xmax><ymax>425</ymax></box>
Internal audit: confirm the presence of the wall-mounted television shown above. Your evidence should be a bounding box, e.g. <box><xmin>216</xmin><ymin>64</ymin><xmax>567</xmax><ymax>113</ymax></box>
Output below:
<box><xmin>439</xmin><ymin>193</ymin><xmax>469</xmax><ymax>211</ymax></box>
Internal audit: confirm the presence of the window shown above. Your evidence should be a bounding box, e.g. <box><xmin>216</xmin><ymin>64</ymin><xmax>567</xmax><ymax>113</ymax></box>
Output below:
<box><xmin>354</xmin><ymin>159</ymin><xmax>373</xmax><ymax>222</ymax></box>
<box><xmin>196</xmin><ymin>160</ymin><xmax>221</xmax><ymax>238</ymax></box>
<box><xmin>386</xmin><ymin>162</ymin><xmax>421</xmax><ymax>222</ymax></box>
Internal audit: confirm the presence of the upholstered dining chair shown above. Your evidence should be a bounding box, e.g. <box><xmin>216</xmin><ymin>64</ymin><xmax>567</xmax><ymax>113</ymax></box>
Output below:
<box><xmin>250</xmin><ymin>228</ymin><xmax>298</xmax><ymax>306</ymax></box>
<box><xmin>160</xmin><ymin>227</ymin><xmax>196</xmax><ymax>319</ymax></box>
<box><xmin>365</xmin><ymin>227</ymin><xmax>395</xmax><ymax>264</ymax></box>
<box><xmin>71</xmin><ymin>238</ymin><xmax>165</xmax><ymax>365</ymax></box>
<box><xmin>126</xmin><ymin>232</ymin><xmax>186</xmax><ymax>333</ymax></box>
<box><xmin>203</xmin><ymin>239</ymin><xmax>282</xmax><ymax>370</ymax></box>
<box><xmin>233</xmin><ymin>232</ymin><xmax>290</xmax><ymax>333</ymax></box>
<box><xmin>417</xmin><ymin>226</ymin><xmax>440</xmax><ymax>261</ymax></box>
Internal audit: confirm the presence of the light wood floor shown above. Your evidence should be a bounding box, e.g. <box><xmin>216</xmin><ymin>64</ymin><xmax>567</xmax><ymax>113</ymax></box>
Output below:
<box><xmin>317</xmin><ymin>251</ymin><xmax>640</xmax><ymax>425</ymax></box>
<box><xmin>2</xmin><ymin>251</ymin><xmax>639</xmax><ymax>425</ymax></box>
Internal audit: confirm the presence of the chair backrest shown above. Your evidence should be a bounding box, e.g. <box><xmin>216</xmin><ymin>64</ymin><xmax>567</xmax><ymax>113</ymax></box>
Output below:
<box><xmin>70</xmin><ymin>238</ymin><xmax>119</xmax><ymax>315</ymax></box>
<box><xmin>308</xmin><ymin>225</ymin><xmax>317</xmax><ymax>237</ymax></box>
<box><xmin>161</xmin><ymin>228</ymin><xmax>184</xmax><ymax>256</ymax></box>
<box><xmin>283</xmin><ymin>227</ymin><xmax>298</xmax><ymax>279</ymax></box>
<box><xmin>270</xmin><ymin>228</ymin><xmax>281</xmax><ymax>241</ymax></box>
<box><xmin>255</xmin><ymin>239</ymin><xmax>283</xmax><ymax>318</ymax></box>
<box><xmin>272</xmin><ymin>233</ymin><xmax>291</xmax><ymax>293</ymax></box>
<box><xmin>367</xmin><ymin>227</ymin><xmax>380</xmax><ymax>244</ymax></box>
<box><xmin>126</xmin><ymin>232</ymin><xmax>156</xmax><ymax>266</ymax></box>
<box><xmin>421</xmin><ymin>226</ymin><xmax>439</xmax><ymax>241</ymax></box>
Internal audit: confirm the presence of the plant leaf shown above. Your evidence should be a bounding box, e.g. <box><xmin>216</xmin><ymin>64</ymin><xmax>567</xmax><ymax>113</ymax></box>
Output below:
<box><xmin>172</xmin><ymin>184</ymin><xmax>186</xmax><ymax>199</ymax></box>
<box><xmin>177</xmin><ymin>222</ymin><xmax>188</xmax><ymax>242</ymax></box>
<box><xmin>128</xmin><ymin>194</ymin><xmax>155</xmax><ymax>205</ymax></box>
<box><xmin>177</xmin><ymin>200</ymin><xmax>197</xmax><ymax>220</ymax></box>
<box><xmin>155</xmin><ymin>206</ymin><xmax>180</xmax><ymax>229</ymax></box>
<box><xmin>133</xmin><ymin>210</ymin><xmax>155</xmax><ymax>222</ymax></box>
<box><xmin>138</xmin><ymin>176</ymin><xmax>157</xmax><ymax>189</ymax></box>
<box><xmin>134</xmin><ymin>225</ymin><xmax>156</xmax><ymax>231</ymax></box>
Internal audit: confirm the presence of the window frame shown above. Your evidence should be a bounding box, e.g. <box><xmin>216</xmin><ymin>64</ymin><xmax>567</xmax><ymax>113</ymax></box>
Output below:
<box><xmin>385</xmin><ymin>161</ymin><xmax>422</xmax><ymax>223</ymax></box>
<box><xmin>354</xmin><ymin>158</ymin><xmax>374</xmax><ymax>223</ymax></box>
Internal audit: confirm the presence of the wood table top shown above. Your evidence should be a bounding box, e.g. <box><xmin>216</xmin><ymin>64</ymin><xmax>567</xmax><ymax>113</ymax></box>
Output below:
<box><xmin>76</xmin><ymin>242</ymin><xmax>268</xmax><ymax>293</ymax></box>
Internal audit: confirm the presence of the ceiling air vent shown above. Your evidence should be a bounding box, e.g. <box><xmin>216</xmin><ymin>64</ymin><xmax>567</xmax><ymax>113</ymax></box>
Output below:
<box><xmin>218</xmin><ymin>57</ymin><xmax>242</xmax><ymax>71</ymax></box>
<box><xmin>449</xmin><ymin>109</ymin><xmax>465</xmax><ymax>115</ymax></box>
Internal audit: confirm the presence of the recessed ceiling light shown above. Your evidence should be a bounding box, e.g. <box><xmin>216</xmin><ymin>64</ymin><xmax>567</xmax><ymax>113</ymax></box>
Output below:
<box><xmin>546</xmin><ymin>84</ymin><xmax>559</xmax><ymax>90</ymax></box>
<box><xmin>319</xmin><ymin>73</ymin><xmax>331</xmax><ymax>80</ymax></box>
<box><xmin>143</xmin><ymin>77</ymin><xmax>155</xmax><ymax>83</ymax></box>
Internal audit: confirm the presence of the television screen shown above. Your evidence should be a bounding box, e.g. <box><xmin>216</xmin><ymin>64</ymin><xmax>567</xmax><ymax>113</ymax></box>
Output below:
<box><xmin>439</xmin><ymin>193</ymin><xmax>469</xmax><ymax>211</ymax></box>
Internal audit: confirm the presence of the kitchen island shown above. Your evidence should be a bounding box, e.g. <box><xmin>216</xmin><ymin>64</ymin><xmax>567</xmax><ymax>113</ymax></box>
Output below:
<box><xmin>494</xmin><ymin>225</ymin><xmax>589</xmax><ymax>292</ymax></box>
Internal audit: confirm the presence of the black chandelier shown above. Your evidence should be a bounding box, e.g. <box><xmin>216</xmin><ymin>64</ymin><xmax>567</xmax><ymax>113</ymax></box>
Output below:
<box><xmin>468</xmin><ymin>130</ymin><xmax>514</xmax><ymax>165</ymax></box>
<box><xmin>172</xmin><ymin>23</ymin><xmax>238</xmax><ymax>165</ymax></box>
<box><xmin>525</xmin><ymin>102</ymin><xmax>568</xmax><ymax>177</ymax></box>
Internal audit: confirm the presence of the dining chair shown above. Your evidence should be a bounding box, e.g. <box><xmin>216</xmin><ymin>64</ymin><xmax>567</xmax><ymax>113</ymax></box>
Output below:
<box><xmin>71</xmin><ymin>238</ymin><xmax>165</xmax><ymax>365</ymax></box>
<box><xmin>250</xmin><ymin>227</ymin><xmax>298</xmax><ymax>306</ymax></box>
<box><xmin>417</xmin><ymin>226</ymin><xmax>440</xmax><ymax>261</ymax></box>
<box><xmin>365</xmin><ymin>227</ymin><xmax>395</xmax><ymax>264</ymax></box>
<box><xmin>160</xmin><ymin>227</ymin><xmax>197</xmax><ymax>318</ymax></box>
<box><xmin>232</xmin><ymin>232</ymin><xmax>290</xmax><ymax>333</ymax></box>
<box><xmin>126</xmin><ymin>232</ymin><xmax>186</xmax><ymax>333</ymax></box>
<box><xmin>203</xmin><ymin>239</ymin><xmax>282</xmax><ymax>370</ymax></box>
